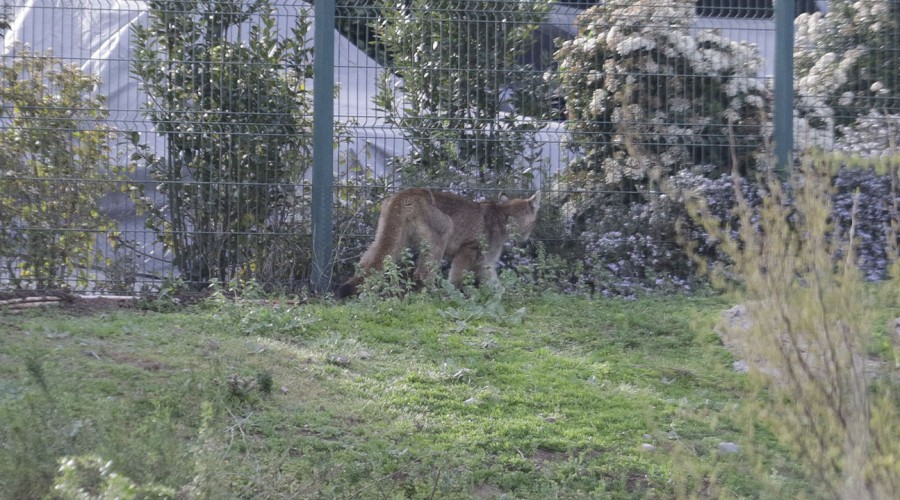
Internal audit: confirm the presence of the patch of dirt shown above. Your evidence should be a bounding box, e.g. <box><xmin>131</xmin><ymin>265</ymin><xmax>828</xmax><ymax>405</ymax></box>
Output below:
<box><xmin>67</xmin><ymin>297</ymin><xmax>140</xmax><ymax>315</ymax></box>
<box><xmin>531</xmin><ymin>448</ymin><xmax>569</xmax><ymax>470</ymax></box>
<box><xmin>0</xmin><ymin>290</ymin><xmax>131</xmax><ymax>315</ymax></box>
<box><xmin>78</xmin><ymin>347</ymin><xmax>170</xmax><ymax>371</ymax></box>
<box><xmin>106</xmin><ymin>351</ymin><xmax>169</xmax><ymax>371</ymax></box>
<box><xmin>472</xmin><ymin>483</ymin><xmax>505</xmax><ymax>499</ymax></box>
<box><xmin>625</xmin><ymin>473</ymin><xmax>651</xmax><ymax>493</ymax></box>
<box><xmin>0</xmin><ymin>289</ymin><xmax>72</xmax><ymax>302</ymax></box>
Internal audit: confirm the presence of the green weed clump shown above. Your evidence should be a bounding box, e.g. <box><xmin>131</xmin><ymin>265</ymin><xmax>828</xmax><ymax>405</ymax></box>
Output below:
<box><xmin>684</xmin><ymin>155</ymin><xmax>900</xmax><ymax>499</ymax></box>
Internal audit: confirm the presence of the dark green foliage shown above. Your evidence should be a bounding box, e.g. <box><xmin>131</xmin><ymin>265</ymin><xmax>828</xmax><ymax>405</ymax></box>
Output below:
<box><xmin>130</xmin><ymin>0</ymin><xmax>315</xmax><ymax>289</ymax></box>
<box><xmin>832</xmin><ymin>163</ymin><xmax>900</xmax><ymax>280</ymax></box>
<box><xmin>374</xmin><ymin>0</ymin><xmax>553</xmax><ymax>189</ymax></box>
<box><xmin>520</xmin><ymin>160</ymin><xmax>898</xmax><ymax>296</ymax></box>
<box><xmin>256</xmin><ymin>371</ymin><xmax>274</xmax><ymax>395</ymax></box>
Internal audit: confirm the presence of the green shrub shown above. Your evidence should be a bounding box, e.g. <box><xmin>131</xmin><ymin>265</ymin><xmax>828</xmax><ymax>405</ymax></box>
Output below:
<box><xmin>51</xmin><ymin>455</ymin><xmax>176</xmax><ymax>500</ymax></box>
<box><xmin>0</xmin><ymin>351</ymin><xmax>228</xmax><ymax>499</ymax></box>
<box><xmin>131</xmin><ymin>0</ymin><xmax>315</xmax><ymax>288</ymax></box>
<box><xmin>374</xmin><ymin>0</ymin><xmax>552</xmax><ymax>189</ymax></box>
<box><xmin>0</xmin><ymin>46</ymin><xmax>128</xmax><ymax>290</ymax></box>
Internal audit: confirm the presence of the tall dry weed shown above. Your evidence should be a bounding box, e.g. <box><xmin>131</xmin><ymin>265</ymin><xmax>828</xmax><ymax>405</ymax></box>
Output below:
<box><xmin>676</xmin><ymin>154</ymin><xmax>899</xmax><ymax>498</ymax></box>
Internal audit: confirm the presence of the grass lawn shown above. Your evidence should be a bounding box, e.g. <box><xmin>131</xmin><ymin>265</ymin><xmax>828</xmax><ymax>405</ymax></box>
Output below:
<box><xmin>0</xmin><ymin>292</ymin><xmax>812</xmax><ymax>499</ymax></box>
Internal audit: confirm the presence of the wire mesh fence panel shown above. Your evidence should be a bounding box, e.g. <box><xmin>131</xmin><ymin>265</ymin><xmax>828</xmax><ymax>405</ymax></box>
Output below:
<box><xmin>335</xmin><ymin>0</ymin><xmax>781</xmax><ymax>295</ymax></box>
<box><xmin>2</xmin><ymin>0</ymin><xmax>320</xmax><ymax>294</ymax></box>
<box><xmin>0</xmin><ymin>0</ymin><xmax>897</xmax><ymax>296</ymax></box>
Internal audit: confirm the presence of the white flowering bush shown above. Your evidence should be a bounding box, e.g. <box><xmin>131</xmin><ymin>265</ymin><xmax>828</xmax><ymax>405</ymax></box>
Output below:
<box><xmin>541</xmin><ymin>0</ymin><xmax>770</xmax><ymax>294</ymax></box>
<box><xmin>794</xmin><ymin>1</ymin><xmax>900</xmax><ymax>152</ymax></box>
<box><xmin>554</xmin><ymin>0</ymin><xmax>768</xmax><ymax>188</ymax></box>
<box><xmin>834</xmin><ymin>111</ymin><xmax>900</xmax><ymax>158</ymax></box>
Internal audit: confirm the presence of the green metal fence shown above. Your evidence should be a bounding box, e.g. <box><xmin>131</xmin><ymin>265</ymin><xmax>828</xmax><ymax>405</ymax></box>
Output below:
<box><xmin>0</xmin><ymin>0</ymin><xmax>897</xmax><ymax>295</ymax></box>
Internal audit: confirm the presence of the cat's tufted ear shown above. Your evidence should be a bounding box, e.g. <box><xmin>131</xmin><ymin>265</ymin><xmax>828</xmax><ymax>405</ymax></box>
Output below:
<box><xmin>529</xmin><ymin>191</ymin><xmax>541</xmax><ymax>210</ymax></box>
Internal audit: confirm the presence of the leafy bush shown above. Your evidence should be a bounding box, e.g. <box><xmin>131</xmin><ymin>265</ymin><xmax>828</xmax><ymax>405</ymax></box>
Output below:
<box><xmin>374</xmin><ymin>0</ymin><xmax>552</xmax><ymax>189</ymax></box>
<box><xmin>131</xmin><ymin>0</ymin><xmax>315</xmax><ymax>288</ymax></box>
<box><xmin>832</xmin><ymin>111</ymin><xmax>900</xmax><ymax>158</ymax></box>
<box><xmin>52</xmin><ymin>455</ymin><xmax>176</xmax><ymax>500</ymax></box>
<box><xmin>0</xmin><ymin>47</ymin><xmax>128</xmax><ymax>290</ymax></box>
<box><xmin>524</xmin><ymin>170</ymin><xmax>755</xmax><ymax>296</ymax></box>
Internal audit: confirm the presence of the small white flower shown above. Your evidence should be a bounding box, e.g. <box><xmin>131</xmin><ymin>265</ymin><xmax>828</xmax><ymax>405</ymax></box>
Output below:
<box><xmin>616</xmin><ymin>36</ymin><xmax>655</xmax><ymax>55</ymax></box>
<box><xmin>744</xmin><ymin>95</ymin><xmax>764</xmax><ymax>108</ymax></box>
<box><xmin>838</xmin><ymin>91</ymin><xmax>855</xmax><ymax>106</ymax></box>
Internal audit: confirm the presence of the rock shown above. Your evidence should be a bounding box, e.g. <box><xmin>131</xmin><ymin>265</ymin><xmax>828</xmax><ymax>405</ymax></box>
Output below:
<box><xmin>733</xmin><ymin>360</ymin><xmax>749</xmax><ymax>373</ymax></box>
<box><xmin>641</xmin><ymin>443</ymin><xmax>657</xmax><ymax>452</ymax></box>
<box><xmin>718</xmin><ymin>442</ymin><xmax>740</xmax><ymax>454</ymax></box>
<box><xmin>642</xmin><ymin>434</ymin><xmax>653</xmax><ymax>441</ymax></box>
<box><xmin>358</xmin><ymin>350</ymin><xmax>372</xmax><ymax>360</ymax></box>
<box><xmin>327</xmin><ymin>355</ymin><xmax>350</xmax><ymax>367</ymax></box>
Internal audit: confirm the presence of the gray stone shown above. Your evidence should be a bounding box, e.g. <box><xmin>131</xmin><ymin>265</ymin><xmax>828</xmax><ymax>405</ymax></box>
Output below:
<box><xmin>327</xmin><ymin>355</ymin><xmax>350</xmax><ymax>367</ymax></box>
<box><xmin>718</xmin><ymin>442</ymin><xmax>740</xmax><ymax>454</ymax></box>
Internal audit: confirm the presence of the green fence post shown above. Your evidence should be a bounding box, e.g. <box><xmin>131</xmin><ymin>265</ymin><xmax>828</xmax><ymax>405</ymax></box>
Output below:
<box><xmin>774</xmin><ymin>0</ymin><xmax>794</xmax><ymax>180</ymax></box>
<box><xmin>312</xmin><ymin>0</ymin><xmax>335</xmax><ymax>294</ymax></box>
